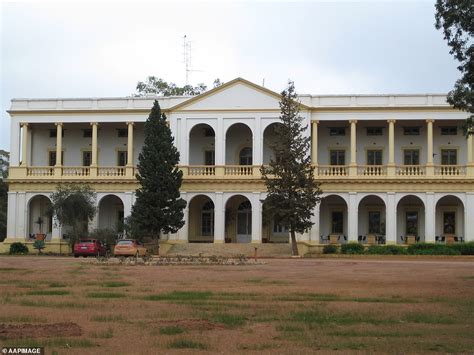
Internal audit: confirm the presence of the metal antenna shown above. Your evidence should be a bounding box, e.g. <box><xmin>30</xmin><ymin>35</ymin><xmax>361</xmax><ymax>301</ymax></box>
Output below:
<box><xmin>182</xmin><ymin>35</ymin><xmax>203</xmax><ymax>86</ymax></box>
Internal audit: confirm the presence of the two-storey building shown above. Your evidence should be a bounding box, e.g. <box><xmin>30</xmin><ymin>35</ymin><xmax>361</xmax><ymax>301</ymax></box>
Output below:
<box><xmin>2</xmin><ymin>78</ymin><xmax>473</xmax><ymax>253</ymax></box>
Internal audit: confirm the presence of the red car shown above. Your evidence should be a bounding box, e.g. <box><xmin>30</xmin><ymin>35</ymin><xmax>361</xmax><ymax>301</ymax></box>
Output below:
<box><xmin>74</xmin><ymin>239</ymin><xmax>107</xmax><ymax>257</ymax></box>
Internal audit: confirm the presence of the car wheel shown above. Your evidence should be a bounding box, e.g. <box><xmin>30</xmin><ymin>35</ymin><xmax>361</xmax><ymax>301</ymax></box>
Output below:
<box><xmin>74</xmin><ymin>254</ymin><xmax>79</xmax><ymax>258</ymax></box>
<box><xmin>83</xmin><ymin>255</ymin><xmax>87</xmax><ymax>258</ymax></box>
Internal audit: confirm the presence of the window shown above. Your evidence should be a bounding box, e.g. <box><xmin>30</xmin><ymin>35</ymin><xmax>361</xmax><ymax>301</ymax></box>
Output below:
<box><xmin>272</xmin><ymin>219</ymin><xmax>289</xmax><ymax>234</ymax></box>
<box><xmin>83</xmin><ymin>129</ymin><xmax>92</xmax><ymax>138</ymax></box>
<box><xmin>404</xmin><ymin>149</ymin><xmax>420</xmax><ymax>165</ymax></box>
<box><xmin>367</xmin><ymin>127</ymin><xmax>383</xmax><ymax>136</ymax></box>
<box><xmin>441</xmin><ymin>126</ymin><xmax>457</xmax><ymax>135</ymax></box>
<box><xmin>331</xmin><ymin>211</ymin><xmax>343</xmax><ymax>234</ymax></box>
<box><xmin>204</xmin><ymin>150</ymin><xmax>215</xmax><ymax>165</ymax></box>
<box><xmin>48</xmin><ymin>151</ymin><xmax>64</xmax><ymax>166</ymax></box>
<box><xmin>406</xmin><ymin>211</ymin><xmax>418</xmax><ymax>235</ymax></box>
<box><xmin>82</xmin><ymin>151</ymin><xmax>92</xmax><ymax>166</ymax></box>
<box><xmin>117</xmin><ymin>151</ymin><xmax>127</xmax><ymax>166</ymax></box>
<box><xmin>441</xmin><ymin>149</ymin><xmax>457</xmax><ymax>165</ymax></box>
<box><xmin>49</xmin><ymin>129</ymin><xmax>64</xmax><ymax>138</ymax></box>
<box><xmin>201</xmin><ymin>201</ymin><xmax>214</xmax><ymax>236</ymax></box>
<box><xmin>117</xmin><ymin>129</ymin><xmax>128</xmax><ymax>138</ymax></box>
<box><xmin>443</xmin><ymin>212</ymin><xmax>455</xmax><ymax>234</ymax></box>
<box><xmin>367</xmin><ymin>150</ymin><xmax>382</xmax><ymax>165</ymax></box>
<box><xmin>368</xmin><ymin>211</ymin><xmax>381</xmax><ymax>234</ymax></box>
<box><xmin>329</xmin><ymin>127</ymin><xmax>345</xmax><ymax>136</ymax></box>
<box><xmin>403</xmin><ymin>127</ymin><xmax>420</xmax><ymax>135</ymax></box>
<box><xmin>239</xmin><ymin>147</ymin><xmax>252</xmax><ymax>165</ymax></box>
<box><xmin>330</xmin><ymin>150</ymin><xmax>345</xmax><ymax>165</ymax></box>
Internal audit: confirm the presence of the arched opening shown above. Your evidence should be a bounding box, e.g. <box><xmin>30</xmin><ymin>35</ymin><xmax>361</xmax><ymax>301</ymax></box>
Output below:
<box><xmin>225</xmin><ymin>195</ymin><xmax>252</xmax><ymax>243</ymax></box>
<box><xmin>98</xmin><ymin>195</ymin><xmax>124</xmax><ymax>234</ymax></box>
<box><xmin>263</xmin><ymin>123</ymin><xmax>284</xmax><ymax>164</ymax></box>
<box><xmin>358</xmin><ymin>195</ymin><xmax>386</xmax><ymax>244</ymax></box>
<box><xmin>435</xmin><ymin>195</ymin><xmax>465</xmax><ymax>243</ymax></box>
<box><xmin>28</xmin><ymin>195</ymin><xmax>53</xmax><ymax>240</ymax></box>
<box><xmin>262</xmin><ymin>202</ymin><xmax>289</xmax><ymax>243</ymax></box>
<box><xmin>188</xmin><ymin>195</ymin><xmax>215</xmax><ymax>243</ymax></box>
<box><xmin>189</xmin><ymin>124</ymin><xmax>215</xmax><ymax>165</ymax></box>
<box><xmin>319</xmin><ymin>195</ymin><xmax>348</xmax><ymax>243</ymax></box>
<box><xmin>226</xmin><ymin>123</ymin><xmax>253</xmax><ymax>165</ymax></box>
<box><xmin>396</xmin><ymin>195</ymin><xmax>425</xmax><ymax>244</ymax></box>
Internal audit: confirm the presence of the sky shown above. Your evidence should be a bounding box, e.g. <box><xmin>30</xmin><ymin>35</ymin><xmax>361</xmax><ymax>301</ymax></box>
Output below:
<box><xmin>0</xmin><ymin>0</ymin><xmax>460</xmax><ymax>151</ymax></box>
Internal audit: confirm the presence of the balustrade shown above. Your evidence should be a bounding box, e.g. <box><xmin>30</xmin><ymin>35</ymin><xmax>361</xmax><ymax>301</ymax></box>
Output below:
<box><xmin>434</xmin><ymin>165</ymin><xmax>466</xmax><ymax>176</ymax></box>
<box><xmin>396</xmin><ymin>165</ymin><xmax>425</xmax><ymax>176</ymax></box>
<box><xmin>62</xmin><ymin>167</ymin><xmax>90</xmax><ymax>176</ymax></box>
<box><xmin>317</xmin><ymin>165</ymin><xmax>348</xmax><ymax>177</ymax></box>
<box><xmin>26</xmin><ymin>167</ymin><xmax>54</xmax><ymax>177</ymax></box>
<box><xmin>98</xmin><ymin>167</ymin><xmax>126</xmax><ymax>177</ymax></box>
<box><xmin>357</xmin><ymin>165</ymin><xmax>387</xmax><ymax>176</ymax></box>
<box><xmin>224</xmin><ymin>165</ymin><xmax>253</xmax><ymax>176</ymax></box>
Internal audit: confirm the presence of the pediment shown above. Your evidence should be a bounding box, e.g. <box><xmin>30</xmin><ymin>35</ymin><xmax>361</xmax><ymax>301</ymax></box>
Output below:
<box><xmin>170</xmin><ymin>78</ymin><xmax>295</xmax><ymax>111</ymax></box>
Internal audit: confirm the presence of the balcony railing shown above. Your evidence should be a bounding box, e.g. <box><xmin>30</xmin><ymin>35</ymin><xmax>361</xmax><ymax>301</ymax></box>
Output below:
<box><xmin>8</xmin><ymin>164</ymin><xmax>471</xmax><ymax>181</ymax></box>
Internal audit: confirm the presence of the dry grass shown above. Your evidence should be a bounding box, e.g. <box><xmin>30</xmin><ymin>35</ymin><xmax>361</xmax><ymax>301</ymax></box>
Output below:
<box><xmin>0</xmin><ymin>256</ymin><xmax>473</xmax><ymax>353</ymax></box>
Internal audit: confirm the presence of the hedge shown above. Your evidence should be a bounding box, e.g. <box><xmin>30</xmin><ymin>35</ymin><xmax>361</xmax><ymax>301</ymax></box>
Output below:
<box><xmin>323</xmin><ymin>244</ymin><xmax>338</xmax><ymax>254</ymax></box>
<box><xmin>340</xmin><ymin>242</ymin><xmax>365</xmax><ymax>254</ymax></box>
<box><xmin>9</xmin><ymin>242</ymin><xmax>29</xmax><ymax>255</ymax></box>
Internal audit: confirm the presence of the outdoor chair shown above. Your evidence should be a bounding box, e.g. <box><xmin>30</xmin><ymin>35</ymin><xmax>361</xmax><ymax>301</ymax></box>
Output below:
<box><xmin>459</xmin><ymin>236</ymin><xmax>464</xmax><ymax>243</ymax></box>
<box><xmin>400</xmin><ymin>236</ymin><xmax>405</xmax><ymax>242</ymax></box>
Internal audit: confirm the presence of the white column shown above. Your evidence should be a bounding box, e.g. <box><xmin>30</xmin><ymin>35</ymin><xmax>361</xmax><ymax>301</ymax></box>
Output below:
<box><xmin>385</xmin><ymin>192</ymin><xmax>397</xmax><ymax>244</ymax></box>
<box><xmin>180</xmin><ymin>118</ymin><xmax>188</xmax><ymax>165</ymax></box>
<box><xmin>426</xmin><ymin>119</ymin><xmax>434</xmax><ymax>165</ymax></box>
<box><xmin>388</xmin><ymin>120</ymin><xmax>395</xmax><ymax>164</ymax></box>
<box><xmin>348</xmin><ymin>192</ymin><xmax>358</xmax><ymax>242</ymax></box>
<box><xmin>465</xmin><ymin>192</ymin><xmax>474</xmax><ymax>241</ymax></box>
<box><xmin>214</xmin><ymin>192</ymin><xmax>225</xmax><ymax>243</ymax></box>
<box><xmin>311</xmin><ymin>121</ymin><xmax>319</xmax><ymax>165</ymax></box>
<box><xmin>215</xmin><ymin>118</ymin><xmax>225</xmax><ymax>165</ymax></box>
<box><xmin>123</xmin><ymin>192</ymin><xmax>133</xmax><ymax>218</ymax></box>
<box><xmin>178</xmin><ymin>192</ymin><xmax>188</xmax><ymax>241</ymax></box>
<box><xmin>52</xmin><ymin>216</ymin><xmax>61</xmax><ymax>240</ymax></box>
<box><xmin>126</xmin><ymin>122</ymin><xmax>134</xmax><ymax>166</ymax></box>
<box><xmin>251</xmin><ymin>192</ymin><xmax>262</xmax><ymax>243</ymax></box>
<box><xmin>6</xmin><ymin>192</ymin><xmax>17</xmax><ymax>239</ymax></box>
<box><xmin>310</xmin><ymin>203</ymin><xmax>320</xmax><ymax>242</ymax></box>
<box><xmin>55</xmin><ymin>123</ymin><xmax>63</xmax><ymax>166</ymax></box>
<box><xmin>91</xmin><ymin>122</ymin><xmax>98</xmax><ymax>166</ymax></box>
<box><xmin>20</xmin><ymin>123</ymin><xmax>28</xmax><ymax>166</ymax></box>
<box><xmin>425</xmin><ymin>192</ymin><xmax>435</xmax><ymax>242</ymax></box>
<box><xmin>17</xmin><ymin>192</ymin><xmax>26</xmax><ymax>239</ymax></box>
<box><xmin>349</xmin><ymin>120</ymin><xmax>357</xmax><ymax>176</ymax></box>
<box><xmin>253</xmin><ymin>119</ymin><xmax>262</xmax><ymax>165</ymax></box>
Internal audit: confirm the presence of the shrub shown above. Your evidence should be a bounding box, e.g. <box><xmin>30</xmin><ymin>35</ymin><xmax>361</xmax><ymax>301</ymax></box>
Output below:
<box><xmin>407</xmin><ymin>243</ymin><xmax>461</xmax><ymax>255</ymax></box>
<box><xmin>340</xmin><ymin>242</ymin><xmax>364</xmax><ymax>254</ymax></box>
<box><xmin>366</xmin><ymin>245</ymin><xmax>407</xmax><ymax>255</ymax></box>
<box><xmin>33</xmin><ymin>240</ymin><xmax>45</xmax><ymax>254</ymax></box>
<box><xmin>451</xmin><ymin>241</ymin><xmax>474</xmax><ymax>255</ymax></box>
<box><xmin>323</xmin><ymin>244</ymin><xmax>338</xmax><ymax>254</ymax></box>
<box><xmin>9</xmin><ymin>242</ymin><xmax>29</xmax><ymax>255</ymax></box>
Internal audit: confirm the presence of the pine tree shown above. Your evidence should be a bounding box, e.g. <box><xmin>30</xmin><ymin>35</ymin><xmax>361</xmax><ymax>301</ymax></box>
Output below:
<box><xmin>261</xmin><ymin>81</ymin><xmax>321</xmax><ymax>256</ymax></box>
<box><xmin>131</xmin><ymin>100</ymin><xmax>186</xmax><ymax>239</ymax></box>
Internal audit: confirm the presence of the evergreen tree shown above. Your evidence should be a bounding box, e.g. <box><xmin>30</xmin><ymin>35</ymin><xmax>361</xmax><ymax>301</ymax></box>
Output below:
<box><xmin>131</xmin><ymin>100</ymin><xmax>186</xmax><ymax>239</ymax></box>
<box><xmin>435</xmin><ymin>0</ymin><xmax>474</xmax><ymax>134</ymax></box>
<box><xmin>261</xmin><ymin>81</ymin><xmax>321</xmax><ymax>256</ymax></box>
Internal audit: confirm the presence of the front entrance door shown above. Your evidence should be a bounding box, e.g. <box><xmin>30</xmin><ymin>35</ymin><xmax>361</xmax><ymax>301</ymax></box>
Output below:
<box><xmin>236</xmin><ymin>201</ymin><xmax>252</xmax><ymax>243</ymax></box>
<box><xmin>406</xmin><ymin>211</ymin><xmax>418</xmax><ymax>236</ymax></box>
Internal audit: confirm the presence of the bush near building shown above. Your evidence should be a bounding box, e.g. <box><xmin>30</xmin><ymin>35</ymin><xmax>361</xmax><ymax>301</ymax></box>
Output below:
<box><xmin>9</xmin><ymin>242</ymin><xmax>29</xmax><ymax>255</ymax></box>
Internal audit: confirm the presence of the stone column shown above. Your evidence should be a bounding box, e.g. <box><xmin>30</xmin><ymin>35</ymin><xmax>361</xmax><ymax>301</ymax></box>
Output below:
<box><xmin>309</xmin><ymin>203</ymin><xmax>320</xmax><ymax>242</ymax></box>
<box><xmin>178</xmin><ymin>192</ymin><xmax>188</xmax><ymax>242</ymax></box>
<box><xmin>349</xmin><ymin>120</ymin><xmax>357</xmax><ymax>176</ymax></box>
<box><xmin>425</xmin><ymin>192</ymin><xmax>435</xmax><ymax>242</ymax></box>
<box><xmin>54</xmin><ymin>123</ymin><xmax>63</xmax><ymax>177</ymax></box>
<box><xmin>467</xmin><ymin>133</ymin><xmax>473</xmax><ymax>176</ymax></box>
<box><xmin>214</xmin><ymin>192</ymin><xmax>225</xmax><ymax>243</ymax></box>
<box><xmin>251</xmin><ymin>192</ymin><xmax>262</xmax><ymax>243</ymax></box>
<box><xmin>426</xmin><ymin>119</ymin><xmax>434</xmax><ymax>176</ymax></box>
<box><xmin>387</xmin><ymin>120</ymin><xmax>396</xmax><ymax>176</ymax></box>
<box><xmin>348</xmin><ymin>192</ymin><xmax>358</xmax><ymax>241</ymax></box>
<box><xmin>385</xmin><ymin>192</ymin><xmax>397</xmax><ymax>244</ymax></box>
<box><xmin>90</xmin><ymin>122</ymin><xmax>98</xmax><ymax>177</ymax></box>
<box><xmin>465</xmin><ymin>192</ymin><xmax>473</xmax><ymax>241</ymax></box>
<box><xmin>20</xmin><ymin>123</ymin><xmax>29</xmax><ymax>166</ymax></box>
<box><xmin>126</xmin><ymin>122</ymin><xmax>134</xmax><ymax>177</ymax></box>
<box><xmin>311</xmin><ymin>120</ymin><xmax>319</xmax><ymax>165</ymax></box>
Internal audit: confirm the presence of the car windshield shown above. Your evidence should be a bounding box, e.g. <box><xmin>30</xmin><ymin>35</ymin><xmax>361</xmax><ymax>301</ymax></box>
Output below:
<box><xmin>117</xmin><ymin>240</ymin><xmax>133</xmax><ymax>245</ymax></box>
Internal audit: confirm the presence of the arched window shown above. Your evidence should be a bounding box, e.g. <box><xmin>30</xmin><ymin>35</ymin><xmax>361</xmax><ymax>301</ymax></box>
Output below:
<box><xmin>239</xmin><ymin>147</ymin><xmax>253</xmax><ymax>165</ymax></box>
<box><xmin>237</xmin><ymin>201</ymin><xmax>251</xmax><ymax>211</ymax></box>
<box><xmin>201</xmin><ymin>201</ymin><xmax>214</xmax><ymax>236</ymax></box>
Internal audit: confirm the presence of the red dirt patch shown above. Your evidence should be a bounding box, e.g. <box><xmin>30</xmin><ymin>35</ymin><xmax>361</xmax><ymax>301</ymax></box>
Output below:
<box><xmin>0</xmin><ymin>322</ymin><xmax>82</xmax><ymax>339</ymax></box>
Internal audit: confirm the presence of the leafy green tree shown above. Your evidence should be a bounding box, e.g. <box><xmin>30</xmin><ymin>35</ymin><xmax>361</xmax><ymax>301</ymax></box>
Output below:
<box><xmin>135</xmin><ymin>77</ymin><xmax>223</xmax><ymax>96</ymax></box>
<box><xmin>130</xmin><ymin>100</ymin><xmax>186</xmax><ymax>239</ymax></box>
<box><xmin>50</xmin><ymin>184</ymin><xmax>97</xmax><ymax>246</ymax></box>
<box><xmin>0</xmin><ymin>150</ymin><xmax>9</xmax><ymax>242</ymax></box>
<box><xmin>435</xmin><ymin>0</ymin><xmax>474</xmax><ymax>134</ymax></box>
<box><xmin>260</xmin><ymin>81</ymin><xmax>322</xmax><ymax>256</ymax></box>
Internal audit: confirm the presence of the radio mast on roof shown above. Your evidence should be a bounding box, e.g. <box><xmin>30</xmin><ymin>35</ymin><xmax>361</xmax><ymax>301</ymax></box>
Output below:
<box><xmin>182</xmin><ymin>35</ymin><xmax>202</xmax><ymax>85</ymax></box>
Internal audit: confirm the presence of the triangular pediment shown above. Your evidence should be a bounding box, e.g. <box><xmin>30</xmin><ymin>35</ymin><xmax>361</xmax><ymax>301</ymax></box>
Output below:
<box><xmin>170</xmin><ymin>78</ymin><xmax>309</xmax><ymax>111</ymax></box>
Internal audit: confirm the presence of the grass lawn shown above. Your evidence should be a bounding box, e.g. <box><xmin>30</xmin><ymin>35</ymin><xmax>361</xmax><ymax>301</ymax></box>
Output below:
<box><xmin>0</xmin><ymin>256</ymin><xmax>473</xmax><ymax>353</ymax></box>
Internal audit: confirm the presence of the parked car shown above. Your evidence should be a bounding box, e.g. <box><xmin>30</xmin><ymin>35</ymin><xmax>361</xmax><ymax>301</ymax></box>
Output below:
<box><xmin>114</xmin><ymin>239</ymin><xmax>148</xmax><ymax>257</ymax></box>
<box><xmin>74</xmin><ymin>239</ymin><xmax>108</xmax><ymax>257</ymax></box>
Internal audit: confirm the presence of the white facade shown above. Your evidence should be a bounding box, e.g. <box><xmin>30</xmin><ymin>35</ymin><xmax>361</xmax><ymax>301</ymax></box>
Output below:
<box><xmin>4</xmin><ymin>78</ymin><xmax>474</xmax><ymax>249</ymax></box>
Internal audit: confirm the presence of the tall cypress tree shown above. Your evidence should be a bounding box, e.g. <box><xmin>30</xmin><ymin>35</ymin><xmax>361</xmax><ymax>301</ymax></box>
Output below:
<box><xmin>131</xmin><ymin>100</ymin><xmax>186</xmax><ymax>239</ymax></box>
<box><xmin>261</xmin><ymin>81</ymin><xmax>321</xmax><ymax>256</ymax></box>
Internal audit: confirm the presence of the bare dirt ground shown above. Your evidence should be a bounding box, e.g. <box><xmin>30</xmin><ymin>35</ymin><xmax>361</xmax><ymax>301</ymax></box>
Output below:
<box><xmin>0</xmin><ymin>256</ymin><xmax>473</xmax><ymax>354</ymax></box>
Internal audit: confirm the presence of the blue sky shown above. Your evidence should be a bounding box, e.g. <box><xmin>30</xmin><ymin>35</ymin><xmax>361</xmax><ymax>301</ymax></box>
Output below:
<box><xmin>0</xmin><ymin>0</ymin><xmax>460</xmax><ymax>150</ymax></box>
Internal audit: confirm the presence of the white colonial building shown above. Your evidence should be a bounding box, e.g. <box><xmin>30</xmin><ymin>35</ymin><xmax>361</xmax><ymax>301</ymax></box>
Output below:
<box><xmin>2</xmin><ymin>78</ymin><xmax>474</xmax><ymax>254</ymax></box>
